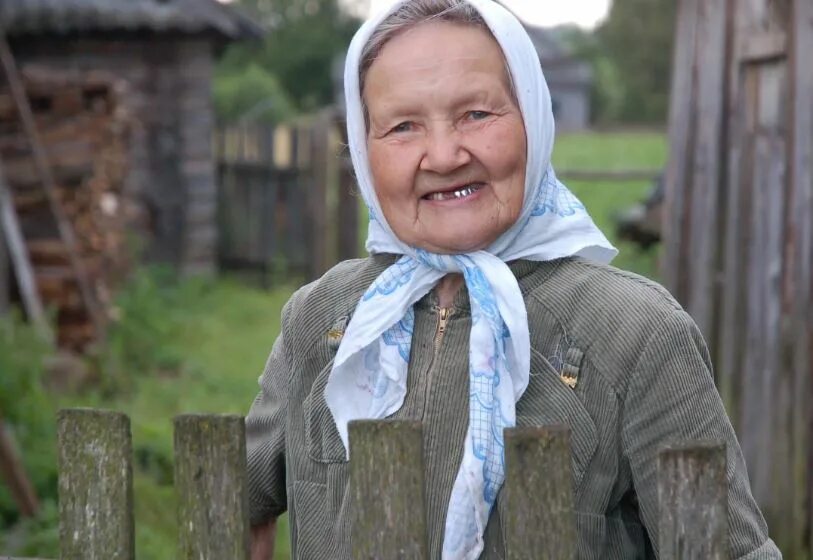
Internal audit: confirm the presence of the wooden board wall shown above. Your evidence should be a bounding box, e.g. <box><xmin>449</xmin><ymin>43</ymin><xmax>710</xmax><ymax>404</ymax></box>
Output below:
<box><xmin>664</xmin><ymin>0</ymin><xmax>811</xmax><ymax>555</ymax></box>
<box><xmin>215</xmin><ymin>112</ymin><xmax>359</xmax><ymax>284</ymax></box>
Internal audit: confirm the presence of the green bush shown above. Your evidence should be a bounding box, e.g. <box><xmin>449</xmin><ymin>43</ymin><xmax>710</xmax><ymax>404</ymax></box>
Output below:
<box><xmin>214</xmin><ymin>64</ymin><xmax>297</xmax><ymax>124</ymax></box>
<box><xmin>0</xmin><ymin>311</ymin><xmax>57</xmax><ymax>529</ymax></box>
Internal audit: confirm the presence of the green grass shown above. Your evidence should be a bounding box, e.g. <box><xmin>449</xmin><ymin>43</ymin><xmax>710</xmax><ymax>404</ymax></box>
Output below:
<box><xmin>3</xmin><ymin>130</ymin><xmax>666</xmax><ymax>559</ymax></box>
<box><xmin>2</xmin><ymin>275</ymin><xmax>296</xmax><ymax>560</ymax></box>
<box><xmin>552</xmin><ymin>131</ymin><xmax>667</xmax><ymax>279</ymax></box>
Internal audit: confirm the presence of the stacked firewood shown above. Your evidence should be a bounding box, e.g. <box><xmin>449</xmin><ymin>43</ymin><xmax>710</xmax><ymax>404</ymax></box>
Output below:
<box><xmin>0</xmin><ymin>68</ymin><xmax>131</xmax><ymax>350</ymax></box>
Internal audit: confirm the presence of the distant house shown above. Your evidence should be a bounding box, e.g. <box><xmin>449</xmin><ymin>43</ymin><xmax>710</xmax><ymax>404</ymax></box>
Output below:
<box><xmin>524</xmin><ymin>25</ymin><xmax>593</xmax><ymax>131</ymax></box>
<box><xmin>1</xmin><ymin>0</ymin><xmax>263</xmax><ymax>275</ymax></box>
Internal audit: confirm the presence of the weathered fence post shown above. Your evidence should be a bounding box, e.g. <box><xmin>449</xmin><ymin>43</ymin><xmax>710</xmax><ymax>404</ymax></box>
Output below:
<box><xmin>658</xmin><ymin>441</ymin><xmax>728</xmax><ymax>559</ymax></box>
<box><xmin>57</xmin><ymin>408</ymin><xmax>134</xmax><ymax>560</ymax></box>
<box><xmin>173</xmin><ymin>414</ymin><xmax>249</xmax><ymax>560</ymax></box>
<box><xmin>349</xmin><ymin>420</ymin><xmax>428</xmax><ymax>559</ymax></box>
<box><xmin>503</xmin><ymin>425</ymin><xmax>577</xmax><ymax>560</ymax></box>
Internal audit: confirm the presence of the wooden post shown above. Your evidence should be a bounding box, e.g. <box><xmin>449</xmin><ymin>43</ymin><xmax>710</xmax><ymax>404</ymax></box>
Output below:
<box><xmin>57</xmin><ymin>408</ymin><xmax>134</xmax><ymax>560</ymax></box>
<box><xmin>335</xmin><ymin>114</ymin><xmax>359</xmax><ymax>261</ymax></box>
<box><xmin>0</xmin><ymin>215</ymin><xmax>8</xmax><ymax>315</ymax></box>
<box><xmin>307</xmin><ymin>111</ymin><xmax>331</xmax><ymax>281</ymax></box>
<box><xmin>789</xmin><ymin>1</ymin><xmax>813</xmax><ymax>556</ymax></box>
<box><xmin>174</xmin><ymin>414</ymin><xmax>249</xmax><ymax>560</ymax></box>
<box><xmin>658</xmin><ymin>441</ymin><xmax>727</xmax><ymax>559</ymax></box>
<box><xmin>503</xmin><ymin>425</ymin><xmax>576</xmax><ymax>560</ymax></box>
<box><xmin>337</xmin><ymin>151</ymin><xmax>359</xmax><ymax>261</ymax></box>
<box><xmin>349</xmin><ymin>420</ymin><xmax>428</xmax><ymax>559</ymax></box>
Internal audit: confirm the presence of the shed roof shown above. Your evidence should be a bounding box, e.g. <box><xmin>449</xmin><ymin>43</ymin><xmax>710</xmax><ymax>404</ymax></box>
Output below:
<box><xmin>0</xmin><ymin>0</ymin><xmax>264</xmax><ymax>40</ymax></box>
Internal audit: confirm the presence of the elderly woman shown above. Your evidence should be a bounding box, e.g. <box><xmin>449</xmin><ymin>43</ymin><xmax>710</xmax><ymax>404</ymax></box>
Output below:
<box><xmin>246</xmin><ymin>0</ymin><xmax>780</xmax><ymax>558</ymax></box>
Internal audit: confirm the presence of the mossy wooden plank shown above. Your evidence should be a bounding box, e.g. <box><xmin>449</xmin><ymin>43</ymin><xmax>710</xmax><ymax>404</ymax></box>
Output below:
<box><xmin>57</xmin><ymin>408</ymin><xmax>133</xmax><ymax>560</ymax></box>
<box><xmin>173</xmin><ymin>414</ymin><xmax>249</xmax><ymax>560</ymax></box>
<box><xmin>349</xmin><ymin>420</ymin><xmax>428</xmax><ymax>559</ymax></box>
<box><xmin>658</xmin><ymin>441</ymin><xmax>727</xmax><ymax>559</ymax></box>
<box><xmin>503</xmin><ymin>425</ymin><xmax>576</xmax><ymax>560</ymax></box>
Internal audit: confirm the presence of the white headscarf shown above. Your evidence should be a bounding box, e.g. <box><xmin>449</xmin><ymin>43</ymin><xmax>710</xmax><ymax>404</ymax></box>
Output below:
<box><xmin>326</xmin><ymin>1</ymin><xmax>617</xmax><ymax>557</ymax></box>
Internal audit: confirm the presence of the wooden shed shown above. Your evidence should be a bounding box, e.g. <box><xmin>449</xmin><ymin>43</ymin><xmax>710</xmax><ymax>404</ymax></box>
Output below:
<box><xmin>664</xmin><ymin>0</ymin><xmax>811</xmax><ymax>555</ymax></box>
<box><xmin>1</xmin><ymin>0</ymin><xmax>263</xmax><ymax>276</ymax></box>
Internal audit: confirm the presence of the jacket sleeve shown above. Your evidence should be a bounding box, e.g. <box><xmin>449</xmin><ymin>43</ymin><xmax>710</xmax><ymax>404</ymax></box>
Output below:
<box><xmin>245</xmin><ymin>306</ymin><xmax>293</xmax><ymax>525</ymax></box>
<box><xmin>621</xmin><ymin>310</ymin><xmax>782</xmax><ymax>559</ymax></box>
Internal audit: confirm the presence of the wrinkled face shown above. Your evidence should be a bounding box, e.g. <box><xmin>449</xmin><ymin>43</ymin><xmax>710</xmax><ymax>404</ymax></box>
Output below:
<box><xmin>364</xmin><ymin>21</ymin><xmax>527</xmax><ymax>254</ymax></box>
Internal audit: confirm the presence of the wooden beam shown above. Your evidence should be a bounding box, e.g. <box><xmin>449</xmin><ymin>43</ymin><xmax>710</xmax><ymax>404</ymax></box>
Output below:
<box><xmin>718</xmin><ymin>0</ymin><xmax>755</xmax><ymax>428</ymax></box>
<box><xmin>0</xmin><ymin>211</ymin><xmax>8</xmax><ymax>316</ymax></box>
<box><xmin>0</xmin><ymin>36</ymin><xmax>105</xmax><ymax>343</ymax></box>
<box><xmin>740</xmin><ymin>30</ymin><xmax>787</xmax><ymax>63</ymax></box>
<box><xmin>663</xmin><ymin>0</ymin><xmax>699</xmax><ymax>298</ymax></box>
<box><xmin>788</xmin><ymin>0</ymin><xmax>813</xmax><ymax>555</ymax></box>
<box><xmin>686</xmin><ymin>0</ymin><xmax>728</xmax><ymax>349</ymax></box>
<box><xmin>0</xmin><ymin>161</ymin><xmax>52</xmax><ymax>343</ymax></box>
<box><xmin>555</xmin><ymin>169</ymin><xmax>662</xmax><ymax>183</ymax></box>
<box><xmin>0</xmin><ymin>416</ymin><xmax>39</xmax><ymax>517</ymax></box>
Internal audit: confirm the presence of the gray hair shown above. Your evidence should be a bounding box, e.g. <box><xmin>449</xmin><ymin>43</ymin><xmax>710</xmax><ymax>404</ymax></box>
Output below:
<box><xmin>359</xmin><ymin>0</ymin><xmax>517</xmax><ymax>128</ymax></box>
<box><xmin>359</xmin><ymin>0</ymin><xmax>489</xmax><ymax>96</ymax></box>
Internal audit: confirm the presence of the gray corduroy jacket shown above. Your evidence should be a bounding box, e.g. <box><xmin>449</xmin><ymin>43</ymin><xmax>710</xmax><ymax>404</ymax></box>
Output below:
<box><xmin>246</xmin><ymin>255</ymin><xmax>781</xmax><ymax>559</ymax></box>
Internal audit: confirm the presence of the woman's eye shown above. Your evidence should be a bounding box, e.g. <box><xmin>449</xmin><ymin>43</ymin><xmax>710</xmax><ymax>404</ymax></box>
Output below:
<box><xmin>468</xmin><ymin>110</ymin><xmax>491</xmax><ymax>121</ymax></box>
<box><xmin>390</xmin><ymin>122</ymin><xmax>413</xmax><ymax>134</ymax></box>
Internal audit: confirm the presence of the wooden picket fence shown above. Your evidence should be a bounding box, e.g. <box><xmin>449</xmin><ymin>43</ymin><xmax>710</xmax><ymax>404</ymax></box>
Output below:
<box><xmin>3</xmin><ymin>409</ymin><xmax>728</xmax><ymax>559</ymax></box>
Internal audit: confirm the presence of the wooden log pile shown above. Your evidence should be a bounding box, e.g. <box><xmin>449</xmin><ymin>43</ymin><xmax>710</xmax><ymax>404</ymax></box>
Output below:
<box><xmin>0</xmin><ymin>67</ymin><xmax>131</xmax><ymax>350</ymax></box>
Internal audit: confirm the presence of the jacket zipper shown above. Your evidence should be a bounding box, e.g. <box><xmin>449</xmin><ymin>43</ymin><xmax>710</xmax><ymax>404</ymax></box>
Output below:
<box><xmin>434</xmin><ymin>306</ymin><xmax>453</xmax><ymax>356</ymax></box>
<box><xmin>422</xmin><ymin>306</ymin><xmax>454</xmax><ymax>419</ymax></box>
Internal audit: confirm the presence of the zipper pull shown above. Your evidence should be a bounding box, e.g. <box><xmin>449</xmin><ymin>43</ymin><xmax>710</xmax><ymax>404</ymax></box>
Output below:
<box><xmin>438</xmin><ymin>307</ymin><xmax>451</xmax><ymax>334</ymax></box>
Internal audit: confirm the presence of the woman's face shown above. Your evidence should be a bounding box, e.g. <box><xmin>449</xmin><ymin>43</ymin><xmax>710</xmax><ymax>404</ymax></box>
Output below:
<box><xmin>364</xmin><ymin>21</ymin><xmax>527</xmax><ymax>254</ymax></box>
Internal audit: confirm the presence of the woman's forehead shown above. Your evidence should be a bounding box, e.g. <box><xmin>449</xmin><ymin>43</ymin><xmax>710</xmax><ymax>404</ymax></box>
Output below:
<box><xmin>363</xmin><ymin>21</ymin><xmax>513</xmax><ymax>109</ymax></box>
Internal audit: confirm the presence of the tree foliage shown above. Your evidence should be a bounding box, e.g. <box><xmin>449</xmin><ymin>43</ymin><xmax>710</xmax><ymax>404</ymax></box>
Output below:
<box><xmin>215</xmin><ymin>0</ymin><xmax>360</xmax><ymax>122</ymax></box>
<box><xmin>214</xmin><ymin>63</ymin><xmax>295</xmax><ymax>123</ymax></box>
<box><xmin>555</xmin><ymin>0</ymin><xmax>675</xmax><ymax>125</ymax></box>
<box><xmin>594</xmin><ymin>0</ymin><xmax>676</xmax><ymax>123</ymax></box>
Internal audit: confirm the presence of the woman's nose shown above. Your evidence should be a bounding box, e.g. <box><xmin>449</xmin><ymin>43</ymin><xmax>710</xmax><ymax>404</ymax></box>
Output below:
<box><xmin>419</xmin><ymin>126</ymin><xmax>471</xmax><ymax>174</ymax></box>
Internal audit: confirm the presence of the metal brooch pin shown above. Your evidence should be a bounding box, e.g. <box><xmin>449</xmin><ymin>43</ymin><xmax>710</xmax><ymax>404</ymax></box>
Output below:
<box><xmin>327</xmin><ymin>328</ymin><xmax>344</xmax><ymax>345</ymax></box>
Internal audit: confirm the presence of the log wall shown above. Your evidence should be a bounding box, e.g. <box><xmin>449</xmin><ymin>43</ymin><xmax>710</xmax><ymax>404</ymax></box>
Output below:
<box><xmin>10</xmin><ymin>35</ymin><xmax>218</xmax><ymax>275</ymax></box>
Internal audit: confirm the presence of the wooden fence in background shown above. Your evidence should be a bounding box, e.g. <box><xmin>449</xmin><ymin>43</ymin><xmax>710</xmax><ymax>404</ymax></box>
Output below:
<box><xmin>663</xmin><ymin>0</ymin><xmax>811</xmax><ymax>556</ymax></box>
<box><xmin>3</xmin><ymin>409</ymin><xmax>729</xmax><ymax>559</ymax></box>
<box><xmin>215</xmin><ymin>109</ymin><xmax>358</xmax><ymax>285</ymax></box>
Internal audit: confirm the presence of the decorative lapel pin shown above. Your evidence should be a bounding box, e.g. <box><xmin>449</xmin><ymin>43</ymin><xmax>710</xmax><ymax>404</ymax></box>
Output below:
<box><xmin>327</xmin><ymin>315</ymin><xmax>349</xmax><ymax>349</ymax></box>
<box><xmin>560</xmin><ymin>372</ymin><xmax>578</xmax><ymax>389</ymax></box>
<box><xmin>560</xmin><ymin>347</ymin><xmax>584</xmax><ymax>390</ymax></box>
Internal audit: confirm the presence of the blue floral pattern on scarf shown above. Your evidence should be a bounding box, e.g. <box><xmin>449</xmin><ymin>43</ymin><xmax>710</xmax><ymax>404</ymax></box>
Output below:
<box><xmin>381</xmin><ymin>308</ymin><xmax>415</xmax><ymax>362</ymax></box>
<box><xmin>531</xmin><ymin>169</ymin><xmax>586</xmax><ymax>217</ymax></box>
<box><xmin>362</xmin><ymin>256</ymin><xmax>418</xmax><ymax>300</ymax></box>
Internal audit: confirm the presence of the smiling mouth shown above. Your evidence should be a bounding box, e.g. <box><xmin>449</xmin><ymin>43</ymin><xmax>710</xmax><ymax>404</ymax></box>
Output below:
<box><xmin>423</xmin><ymin>182</ymin><xmax>486</xmax><ymax>201</ymax></box>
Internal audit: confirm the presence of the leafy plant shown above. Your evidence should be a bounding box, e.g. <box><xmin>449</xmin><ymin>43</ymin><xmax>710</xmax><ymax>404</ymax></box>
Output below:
<box><xmin>0</xmin><ymin>311</ymin><xmax>57</xmax><ymax>528</ymax></box>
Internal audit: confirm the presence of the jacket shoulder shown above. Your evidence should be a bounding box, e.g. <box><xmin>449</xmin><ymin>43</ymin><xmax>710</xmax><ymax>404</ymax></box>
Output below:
<box><xmin>526</xmin><ymin>257</ymin><xmax>688</xmax><ymax>393</ymax></box>
<box><xmin>281</xmin><ymin>254</ymin><xmax>395</xmax><ymax>356</ymax></box>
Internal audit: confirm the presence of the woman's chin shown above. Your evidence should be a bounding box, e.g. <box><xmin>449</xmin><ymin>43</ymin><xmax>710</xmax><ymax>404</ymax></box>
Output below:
<box><xmin>412</xmin><ymin>230</ymin><xmax>499</xmax><ymax>255</ymax></box>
